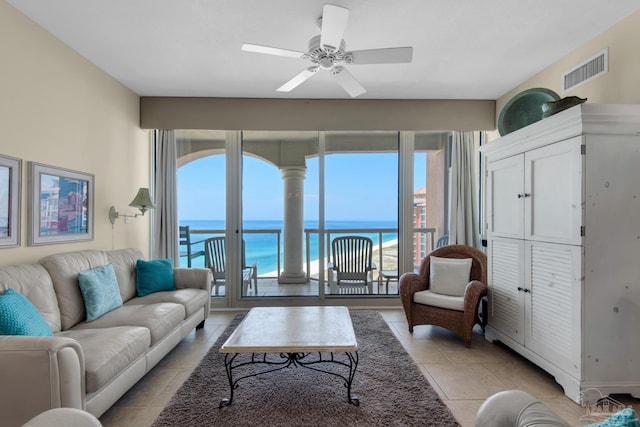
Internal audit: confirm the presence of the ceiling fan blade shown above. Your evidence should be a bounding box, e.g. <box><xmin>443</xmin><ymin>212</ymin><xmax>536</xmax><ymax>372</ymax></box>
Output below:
<box><xmin>277</xmin><ymin>67</ymin><xmax>319</xmax><ymax>92</ymax></box>
<box><xmin>347</xmin><ymin>47</ymin><xmax>413</xmax><ymax>64</ymax></box>
<box><xmin>241</xmin><ymin>43</ymin><xmax>306</xmax><ymax>59</ymax></box>
<box><xmin>320</xmin><ymin>4</ymin><xmax>349</xmax><ymax>51</ymax></box>
<box><xmin>332</xmin><ymin>66</ymin><xmax>366</xmax><ymax>98</ymax></box>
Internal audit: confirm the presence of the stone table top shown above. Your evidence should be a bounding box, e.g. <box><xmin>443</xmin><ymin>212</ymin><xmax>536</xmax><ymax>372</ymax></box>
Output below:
<box><xmin>220</xmin><ymin>306</ymin><xmax>358</xmax><ymax>353</ymax></box>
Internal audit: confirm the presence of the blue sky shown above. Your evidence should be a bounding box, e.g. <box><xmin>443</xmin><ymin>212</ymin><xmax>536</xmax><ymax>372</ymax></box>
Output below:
<box><xmin>178</xmin><ymin>152</ymin><xmax>426</xmax><ymax>222</ymax></box>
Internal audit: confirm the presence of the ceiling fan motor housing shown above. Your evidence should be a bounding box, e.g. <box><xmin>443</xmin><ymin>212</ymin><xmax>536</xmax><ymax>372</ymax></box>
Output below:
<box><xmin>307</xmin><ymin>35</ymin><xmax>346</xmax><ymax>69</ymax></box>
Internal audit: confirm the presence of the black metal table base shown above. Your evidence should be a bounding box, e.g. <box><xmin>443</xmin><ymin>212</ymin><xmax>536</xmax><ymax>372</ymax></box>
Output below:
<box><xmin>219</xmin><ymin>351</ymin><xmax>359</xmax><ymax>408</ymax></box>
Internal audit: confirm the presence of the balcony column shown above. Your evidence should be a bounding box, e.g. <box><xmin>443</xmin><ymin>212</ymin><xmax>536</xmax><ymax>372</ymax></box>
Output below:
<box><xmin>278</xmin><ymin>166</ymin><xmax>307</xmax><ymax>284</ymax></box>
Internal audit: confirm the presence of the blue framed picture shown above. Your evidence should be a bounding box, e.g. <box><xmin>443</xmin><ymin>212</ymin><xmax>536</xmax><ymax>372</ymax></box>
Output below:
<box><xmin>28</xmin><ymin>162</ymin><xmax>94</xmax><ymax>245</ymax></box>
<box><xmin>0</xmin><ymin>154</ymin><xmax>21</xmax><ymax>248</ymax></box>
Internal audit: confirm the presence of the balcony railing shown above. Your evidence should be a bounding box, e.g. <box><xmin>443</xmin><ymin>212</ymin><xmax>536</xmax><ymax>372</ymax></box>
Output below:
<box><xmin>303</xmin><ymin>228</ymin><xmax>435</xmax><ymax>281</ymax></box>
<box><xmin>186</xmin><ymin>227</ymin><xmax>437</xmax><ymax>282</ymax></box>
<box><xmin>187</xmin><ymin>228</ymin><xmax>282</xmax><ymax>276</ymax></box>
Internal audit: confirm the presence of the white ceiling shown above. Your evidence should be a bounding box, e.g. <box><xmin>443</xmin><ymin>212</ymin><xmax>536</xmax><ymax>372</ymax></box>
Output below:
<box><xmin>7</xmin><ymin>0</ymin><xmax>640</xmax><ymax>100</ymax></box>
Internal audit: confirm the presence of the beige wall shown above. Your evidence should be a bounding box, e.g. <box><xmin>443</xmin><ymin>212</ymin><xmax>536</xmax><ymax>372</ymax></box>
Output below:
<box><xmin>492</xmin><ymin>10</ymin><xmax>640</xmax><ymax>141</ymax></box>
<box><xmin>1</xmin><ymin>2</ymin><xmax>150</xmax><ymax>265</ymax></box>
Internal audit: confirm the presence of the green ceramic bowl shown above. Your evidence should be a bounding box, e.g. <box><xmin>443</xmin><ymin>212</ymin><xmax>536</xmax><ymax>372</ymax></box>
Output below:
<box><xmin>541</xmin><ymin>96</ymin><xmax>587</xmax><ymax>118</ymax></box>
<box><xmin>498</xmin><ymin>88</ymin><xmax>560</xmax><ymax>136</ymax></box>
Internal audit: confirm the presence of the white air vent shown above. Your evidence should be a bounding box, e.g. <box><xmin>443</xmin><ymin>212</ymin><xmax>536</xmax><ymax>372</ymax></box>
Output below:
<box><xmin>563</xmin><ymin>48</ymin><xmax>608</xmax><ymax>92</ymax></box>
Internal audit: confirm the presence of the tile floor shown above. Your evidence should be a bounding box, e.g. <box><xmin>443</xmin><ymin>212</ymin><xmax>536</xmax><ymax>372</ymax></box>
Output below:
<box><xmin>99</xmin><ymin>309</ymin><xmax>639</xmax><ymax>427</ymax></box>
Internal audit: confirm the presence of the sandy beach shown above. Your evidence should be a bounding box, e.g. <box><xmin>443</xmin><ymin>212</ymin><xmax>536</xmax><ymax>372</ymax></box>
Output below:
<box><xmin>263</xmin><ymin>238</ymin><xmax>398</xmax><ymax>277</ymax></box>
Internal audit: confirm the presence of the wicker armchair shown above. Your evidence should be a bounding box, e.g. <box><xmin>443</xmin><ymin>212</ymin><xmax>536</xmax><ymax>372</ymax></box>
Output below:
<box><xmin>399</xmin><ymin>244</ymin><xmax>487</xmax><ymax>348</ymax></box>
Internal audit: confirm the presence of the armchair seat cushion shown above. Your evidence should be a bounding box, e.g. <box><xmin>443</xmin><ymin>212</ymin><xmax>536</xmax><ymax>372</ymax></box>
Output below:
<box><xmin>414</xmin><ymin>289</ymin><xmax>465</xmax><ymax>311</ymax></box>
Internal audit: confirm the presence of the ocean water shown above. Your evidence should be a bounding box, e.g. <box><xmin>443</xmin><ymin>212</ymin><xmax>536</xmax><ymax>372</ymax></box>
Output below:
<box><xmin>180</xmin><ymin>219</ymin><xmax>398</xmax><ymax>274</ymax></box>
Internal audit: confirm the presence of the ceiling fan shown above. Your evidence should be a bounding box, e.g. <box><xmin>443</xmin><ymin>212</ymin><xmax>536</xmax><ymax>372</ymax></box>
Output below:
<box><xmin>241</xmin><ymin>4</ymin><xmax>413</xmax><ymax>97</ymax></box>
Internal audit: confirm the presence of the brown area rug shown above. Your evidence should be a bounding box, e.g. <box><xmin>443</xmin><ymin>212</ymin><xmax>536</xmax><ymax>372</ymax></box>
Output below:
<box><xmin>153</xmin><ymin>311</ymin><xmax>460</xmax><ymax>426</ymax></box>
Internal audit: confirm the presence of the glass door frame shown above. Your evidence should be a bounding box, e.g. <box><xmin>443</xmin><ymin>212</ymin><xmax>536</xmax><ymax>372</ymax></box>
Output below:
<box><xmin>212</xmin><ymin>130</ymin><xmax>427</xmax><ymax>309</ymax></box>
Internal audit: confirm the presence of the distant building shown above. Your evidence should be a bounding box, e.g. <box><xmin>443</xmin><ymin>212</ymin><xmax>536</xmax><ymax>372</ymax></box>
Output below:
<box><xmin>413</xmin><ymin>188</ymin><xmax>427</xmax><ymax>264</ymax></box>
<box><xmin>413</xmin><ymin>146</ymin><xmax>447</xmax><ymax>265</ymax></box>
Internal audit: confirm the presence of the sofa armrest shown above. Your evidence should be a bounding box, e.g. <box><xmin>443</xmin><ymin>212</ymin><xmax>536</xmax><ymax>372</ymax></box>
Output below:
<box><xmin>23</xmin><ymin>408</ymin><xmax>101</xmax><ymax>427</ymax></box>
<box><xmin>0</xmin><ymin>336</ymin><xmax>85</xmax><ymax>427</ymax></box>
<box><xmin>475</xmin><ymin>390</ymin><xmax>571</xmax><ymax>427</ymax></box>
<box><xmin>173</xmin><ymin>267</ymin><xmax>212</xmax><ymax>292</ymax></box>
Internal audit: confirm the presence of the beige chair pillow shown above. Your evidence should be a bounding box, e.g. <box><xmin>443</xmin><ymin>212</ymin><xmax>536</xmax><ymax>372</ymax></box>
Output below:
<box><xmin>429</xmin><ymin>256</ymin><xmax>472</xmax><ymax>297</ymax></box>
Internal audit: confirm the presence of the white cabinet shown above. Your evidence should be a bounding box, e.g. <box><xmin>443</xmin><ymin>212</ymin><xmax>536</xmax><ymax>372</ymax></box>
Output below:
<box><xmin>481</xmin><ymin>104</ymin><xmax>640</xmax><ymax>403</ymax></box>
<box><xmin>487</xmin><ymin>136</ymin><xmax>582</xmax><ymax>245</ymax></box>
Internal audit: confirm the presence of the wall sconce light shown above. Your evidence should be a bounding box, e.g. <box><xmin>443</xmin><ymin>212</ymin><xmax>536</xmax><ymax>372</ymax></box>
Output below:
<box><xmin>109</xmin><ymin>188</ymin><xmax>156</xmax><ymax>224</ymax></box>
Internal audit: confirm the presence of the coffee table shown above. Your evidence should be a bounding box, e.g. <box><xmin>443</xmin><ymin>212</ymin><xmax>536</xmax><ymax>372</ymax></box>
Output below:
<box><xmin>219</xmin><ymin>306</ymin><xmax>359</xmax><ymax>407</ymax></box>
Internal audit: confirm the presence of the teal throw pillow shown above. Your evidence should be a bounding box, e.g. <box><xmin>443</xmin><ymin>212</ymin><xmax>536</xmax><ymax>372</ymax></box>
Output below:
<box><xmin>585</xmin><ymin>408</ymin><xmax>640</xmax><ymax>427</ymax></box>
<box><xmin>78</xmin><ymin>263</ymin><xmax>123</xmax><ymax>322</ymax></box>
<box><xmin>0</xmin><ymin>288</ymin><xmax>53</xmax><ymax>336</ymax></box>
<box><xmin>136</xmin><ymin>259</ymin><xmax>175</xmax><ymax>297</ymax></box>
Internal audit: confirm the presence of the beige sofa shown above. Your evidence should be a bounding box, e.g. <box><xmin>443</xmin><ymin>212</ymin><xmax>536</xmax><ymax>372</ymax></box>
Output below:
<box><xmin>0</xmin><ymin>248</ymin><xmax>211</xmax><ymax>427</ymax></box>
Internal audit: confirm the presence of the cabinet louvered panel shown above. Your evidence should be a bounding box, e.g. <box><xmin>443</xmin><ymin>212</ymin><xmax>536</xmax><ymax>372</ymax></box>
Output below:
<box><xmin>525</xmin><ymin>242</ymin><xmax>580</xmax><ymax>375</ymax></box>
<box><xmin>488</xmin><ymin>238</ymin><xmax>524</xmax><ymax>344</ymax></box>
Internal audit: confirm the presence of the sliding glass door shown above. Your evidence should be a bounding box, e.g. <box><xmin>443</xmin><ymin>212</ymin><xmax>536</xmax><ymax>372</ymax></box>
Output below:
<box><xmin>174</xmin><ymin>129</ymin><xmax>451</xmax><ymax>306</ymax></box>
<box><xmin>176</xmin><ymin>130</ymin><xmax>226</xmax><ymax>296</ymax></box>
<box><xmin>242</xmin><ymin>131</ymin><xmax>320</xmax><ymax>297</ymax></box>
<box><xmin>324</xmin><ymin>132</ymin><xmax>399</xmax><ymax>295</ymax></box>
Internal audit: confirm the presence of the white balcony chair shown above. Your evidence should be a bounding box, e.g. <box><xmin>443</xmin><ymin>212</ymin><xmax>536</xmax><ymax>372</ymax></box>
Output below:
<box><xmin>328</xmin><ymin>236</ymin><xmax>376</xmax><ymax>294</ymax></box>
<box><xmin>204</xmin><ymin>237</ymin><xmax>258</xmax><ymax>296</ymax></box>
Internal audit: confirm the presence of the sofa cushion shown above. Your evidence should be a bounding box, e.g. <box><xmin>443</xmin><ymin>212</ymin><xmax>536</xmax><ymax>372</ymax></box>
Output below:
<box><xmin>78</xmin><ymin>264</ymin><xmax>123</xmax><ymax>322</ymax></box>
<box><xmin>40</xmin><ymin>250</ymin><xmax>110</xmax><ymax>330</ymax></box>
<box><xmin>58</xmin><ymin>326</ymin><xmax>150</xmax><ymax>394</ymax></box>
<box><xmin>0</xmin><ymin>288</ymin><xmax>53</xmax><ymax>336</ymax></box>
<box><xmin>0</xmin><ymin>264</ymin><xmax>61</xmax><ymax>332</ymax></box>
<box><xmin>71</xmin><ymin>303</ymin><xmax>185</xmax><ymax>346</ymax></box>
<box><xmin>125</xmin><ymin>288</ymin><xmax>209</xmax><ymax>319</ymax></box>
<box><xmin>429</xmin><ymin>256</ymin><xmax>472</xmax><ymax>297</ymax></box>
<box><xmin>106</xmin><ymin>248</ymin><xmax>144</xmax><ymax>302</ymax></box>
<box><xmin>135</xmin><ymin>259</ymin><xmax>175</xmax><ymax>297</ymax></box>
<box><xmin>413</xmin><ymin>289</ymin><xmax>465</xmax><ymax>311</ymax></box>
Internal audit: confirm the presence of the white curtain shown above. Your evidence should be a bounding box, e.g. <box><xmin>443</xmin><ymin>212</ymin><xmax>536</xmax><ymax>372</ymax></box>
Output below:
<box><xmin>448</xmin><ymin>131</ymin><xmax>480</xmax><ymax>247</ymax></box>
<box><xmin>152</xmin><ymin>129</ymin><xmax>179</xmax><ymax>263</ymax></box>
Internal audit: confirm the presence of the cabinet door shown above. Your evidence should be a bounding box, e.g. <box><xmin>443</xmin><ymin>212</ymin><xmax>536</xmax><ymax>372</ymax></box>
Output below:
<box><xmin>524</xmin><ymin>137</ymin><xmax>583</xmax><ymax>245</ymax></box>
<box><xmin>488</xmin><ymin>237</ymin><xmax>525</xmax><ymax>345</ymax></box>
<box><xmin>524</xmin><ymin>241</ymin><xmax>582</xmax><ymax>377</ymax></box>
<box><xmin>487</xmin><ymin>155</ymin><xmax>524</xmax><ymax>239</ymax></box>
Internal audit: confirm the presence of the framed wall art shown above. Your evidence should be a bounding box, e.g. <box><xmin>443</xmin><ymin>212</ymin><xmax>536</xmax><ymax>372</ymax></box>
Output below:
<box><xmin>28</xmin><ymin>162</ymin><xmax>94</xmax><ymax>245</ymax></box>
<box><xmin>0</xmin><ymin>154</ymin><xmax>21</xmax><ymax>248</ymax></box>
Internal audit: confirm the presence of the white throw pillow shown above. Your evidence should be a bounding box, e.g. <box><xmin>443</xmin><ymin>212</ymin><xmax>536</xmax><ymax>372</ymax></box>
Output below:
<box><xmin>429</xmin><ymin>256</ymin><xmax>472</xmax><ymax>297</ymax></box>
